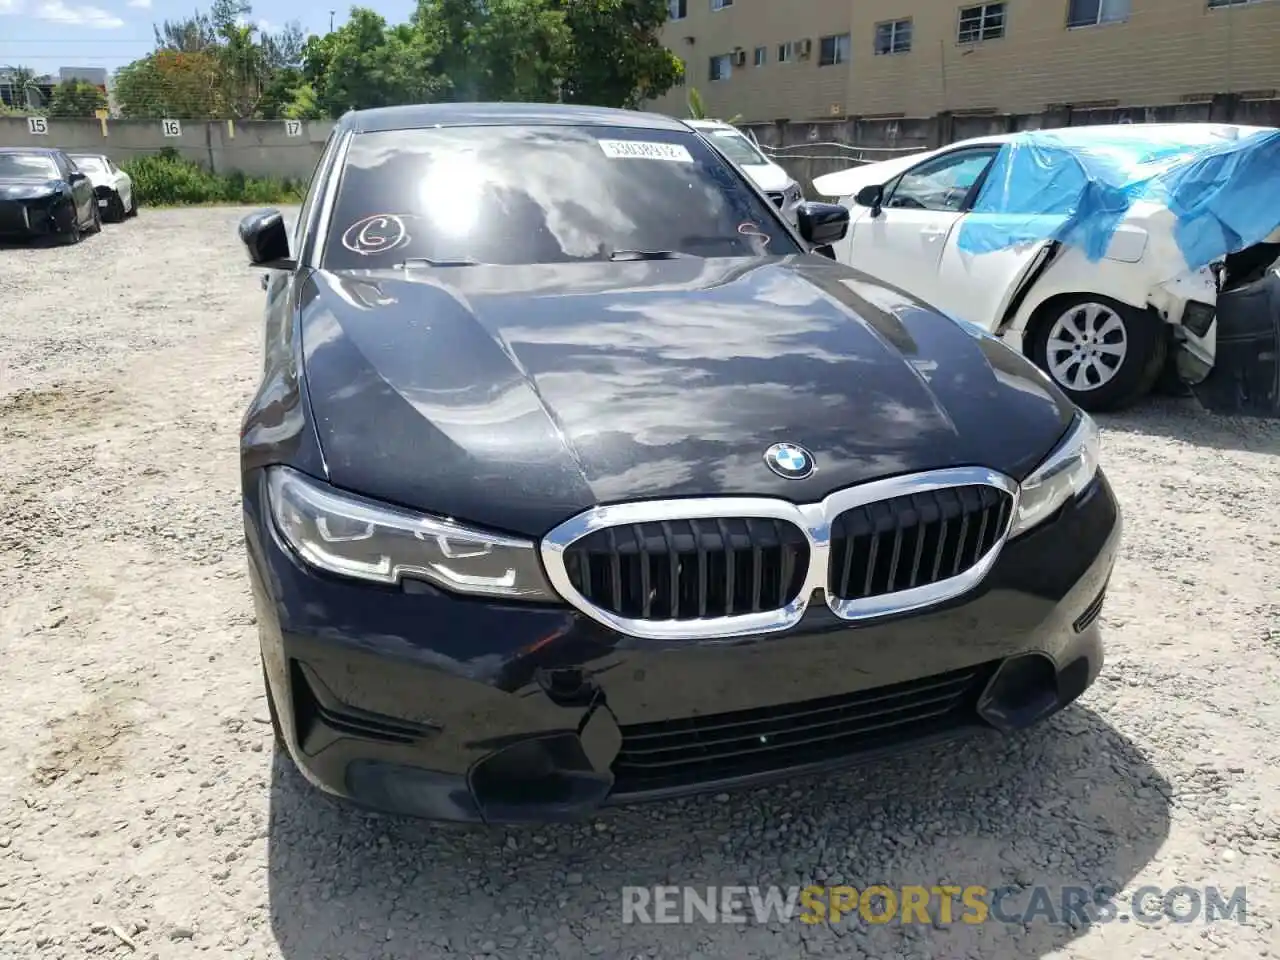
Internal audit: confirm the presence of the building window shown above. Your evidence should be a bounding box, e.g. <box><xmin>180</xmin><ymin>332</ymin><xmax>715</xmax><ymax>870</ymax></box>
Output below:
<box><xmin>958</xmin><ymin>2</ymin><xmax>1005</xmax><ymax>42</ymax></box>
<box><xmin>818</xmin><ymin>33</ymin><xmax>851</xmax><ymax>66</ymax></box>
<box><xmin>709</xmin><ymin>54</ymin><xmax>732</xmax><ymax>81</ymax></box>
<box><xmin>874</xmin><ymin>18</ymin><xmax>913</xmax><ymax>54</ymax></box>
<box><xmin>1207</xmin><ymin>0</ymin><xmax>1267</xmax><ymax>6</ymax></box>
<box><xmin>753</xmin><ymin>45</ymin><xmax>767</xmax><ymax>66</ymax></box>
<box><xmin>711</xmin><ymin>0</ymin><xmax>732</xmax><ymax>10</ymax></box>
<box><xmin>777</xmin><ymin>41</ymin><xmax>796</xmax><ymax>62</ymax></box>
<box><xmin>1067</xmin><ymin>0</ymin><xmax>1129</xmax><ymax>26</ymax></box>
<box><xmin>667</xmin><ymin>0</ymin><xmax>686</xmax><ymax>20</ymax></box>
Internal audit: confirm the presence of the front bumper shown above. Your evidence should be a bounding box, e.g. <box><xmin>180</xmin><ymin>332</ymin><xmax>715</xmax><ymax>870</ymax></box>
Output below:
<box><xmin>0</xmin><ymin>197</ymin><xmax>74</xmax><ymax>239</ymax></box>
<box><xmin>247</xmin><ymin>469</ymin><xmax>1121</xmax><ymax>824</ymax></box>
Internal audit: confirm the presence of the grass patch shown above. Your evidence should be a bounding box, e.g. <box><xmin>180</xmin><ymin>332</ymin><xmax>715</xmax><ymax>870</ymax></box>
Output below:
<box><xmin>121</xmin><ymin>148</ymin><xmax>305</xmax><ymax>207</ymax></box>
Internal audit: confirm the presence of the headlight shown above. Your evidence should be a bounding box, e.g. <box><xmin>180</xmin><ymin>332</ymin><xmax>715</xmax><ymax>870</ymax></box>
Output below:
<box><xmin>266</xmin><ymin>466</ymin><xmax>556</xmax><ymax>600</ymax></box>
<box><xmin>1009</xmin><ymin>414</ymin><xmax>1101</xmax><ymax>538</ymax></box>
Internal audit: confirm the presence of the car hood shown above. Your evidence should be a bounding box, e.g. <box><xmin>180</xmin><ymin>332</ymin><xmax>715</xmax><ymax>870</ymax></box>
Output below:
<box><xmin>0</xmin><ymin>179</ymin><xmax>63</xmax><ymax>201</ymax></box>
<box><xmin>741</xmin><ymin>163</ymin><xmax>795</xmax><ymax>193</ymax></box>
<box><xmin>297</xmin><ymin>257</ymin><xmax>1074</xmax><ymax>537</ymax></box>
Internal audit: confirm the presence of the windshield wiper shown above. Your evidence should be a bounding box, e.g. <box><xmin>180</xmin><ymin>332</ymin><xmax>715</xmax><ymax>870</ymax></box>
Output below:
<box><xmin>396</xmin><ymin>257</ymin><xmax>484</xmax><ymax>268</ymax></box>
<box><xmin>606</xmin><ymin>250</ymin><xmax>692</xmax><ymax>262</ymax></box>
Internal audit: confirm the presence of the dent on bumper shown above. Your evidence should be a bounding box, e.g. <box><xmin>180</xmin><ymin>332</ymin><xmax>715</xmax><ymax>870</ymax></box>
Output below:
<box><xmin>249</xmin><ymin>470</ymin><xmax>1121</xmax><ymax>824</ymax></box>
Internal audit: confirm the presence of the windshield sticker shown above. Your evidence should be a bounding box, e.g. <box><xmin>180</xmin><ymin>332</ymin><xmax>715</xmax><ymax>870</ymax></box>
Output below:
<box><xmin>341</xmin><ymin>214</ymin><xmax>410</xmax><ymax>257</ymax></box>
<box><xmin>596</xmin><ymin>139</ymin><xmax>694</xmax><ymax>163</ymax></box>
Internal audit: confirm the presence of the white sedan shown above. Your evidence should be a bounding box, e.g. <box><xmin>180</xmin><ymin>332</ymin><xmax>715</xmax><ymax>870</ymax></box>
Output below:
<box><xmin>687</xmin><ymin>119</ymin><xmax>804</xmax><ymax>227</ymax></box>
<box><xmin>68</xmin><ymin>153</ymin><xmax>137</xmax><ymax>223</ymax></box>
<box><xmin>814</xmin><ymin>123</ymin><xmax>1280</xmax><ymax>412</ymax></box>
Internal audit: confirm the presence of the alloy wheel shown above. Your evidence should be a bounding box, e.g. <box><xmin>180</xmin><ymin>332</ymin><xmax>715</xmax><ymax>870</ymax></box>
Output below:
<box><xmin>1045</xmin><ymin>302</ymin><xmax>1128</xmax><ymax>392</ymax></box>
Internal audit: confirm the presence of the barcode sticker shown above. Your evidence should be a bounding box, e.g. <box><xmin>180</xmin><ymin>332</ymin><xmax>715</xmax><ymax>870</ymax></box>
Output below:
<box><xmin>596</xmin><ymin>139</ymin><xmax>694</xmax><ymax>163</ymax></box>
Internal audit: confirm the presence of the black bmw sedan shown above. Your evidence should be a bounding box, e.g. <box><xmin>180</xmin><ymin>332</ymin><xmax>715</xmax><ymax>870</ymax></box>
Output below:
<box><xmin>0</xmin><ymin>147</ymin><xmax>101</xmax><ymax>244</ymax></box>
<box><xmin>239</xmin><ymin>103</ymin><xmax>1121</xmax><ymax>824</ymax></box>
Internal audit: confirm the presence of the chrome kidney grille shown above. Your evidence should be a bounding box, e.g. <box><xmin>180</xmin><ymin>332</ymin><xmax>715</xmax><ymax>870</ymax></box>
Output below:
<box><xmin>540</xmin><ymin>467</ymin><xmax>1019</xmax><ymax>641</ymax></box>
<box><xmin>561</xmin><ymin>517</ymin><xmax>811</xmax><ymax>621</ymax></box>
<box><xmin>828</xmin><ymin>485</ymin><xmax>1013</xmax><ymax>602</ymax></box>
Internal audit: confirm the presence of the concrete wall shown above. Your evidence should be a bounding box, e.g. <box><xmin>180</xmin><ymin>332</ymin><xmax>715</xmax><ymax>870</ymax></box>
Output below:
<box><xmin>0</xmin><ymin>117</ymin><xmax>336</xmax><ymax>181</ymax></box>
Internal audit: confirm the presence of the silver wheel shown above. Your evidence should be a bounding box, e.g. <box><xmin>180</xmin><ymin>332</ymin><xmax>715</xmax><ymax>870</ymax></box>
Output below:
<box><xmin>1045</xmin><ymin>301</ymin><xmax>1128</xmax><ymax>393</ymax></box>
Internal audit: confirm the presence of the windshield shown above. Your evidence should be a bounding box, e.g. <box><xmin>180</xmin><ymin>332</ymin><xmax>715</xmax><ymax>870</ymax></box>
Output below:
<box><xmin>322</xmin><ymin>124</ymin><xmax>799</xmax><ymax>270</ymax></box>
<box><xmin>71</xmin><ymin>156</ymin><xmax>106</xmax><ymax>174</ymax></box>
<box><xmin>704</xmin><ymin>128</ymin><xmax>769</xmax><ymax>166</ymax></box>
<box><xmin>0</xmin><ymin>153</ymin><xmax>58</xmax><ymax>180</ymax></box>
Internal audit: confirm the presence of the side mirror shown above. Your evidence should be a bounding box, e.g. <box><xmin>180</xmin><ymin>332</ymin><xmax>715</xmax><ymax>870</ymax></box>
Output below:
<box><xmin>796</xmin><ymin>201</ymin><xmax>849</xmax><ymax>248</ymax></box>
<box><xmin>854</xmin><ymin>183</ymin><xmax>884</xmax><ymax>217</ymax></box>
<box><xmin>68</xmin><ymin>171</ymin><xmax>87</xmax><ymax>183</ymax></box>
<box><xmin>239</xmin><ymin>208</ymin><xmax>295</xmax><ymax>270</ymax></box>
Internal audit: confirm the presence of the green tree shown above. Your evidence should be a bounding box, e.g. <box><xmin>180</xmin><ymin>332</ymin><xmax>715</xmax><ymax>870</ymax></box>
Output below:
<box><xmin>47</xmin><ymin>79</ymin><xmax>108</xmax><ymax>117</ymax></box>
<box><xmin>124</xmin><ymin>2</ymin><xmax>305</xmax><ymax>118</ymax></box>
<box><xmin>2</xmin><ymin>65</ymin><xmax>41</xmax><ymax>111</ymax></box>
<box><xmin>280</xmin><ymin>81</ymin><xmax>324</xmax><ymax>119</ymax></box>
<box><xmin>303</xmin><ymin>9</ymin><xmax>446</xmax><ymax>115</ymax></box>
<box><xmin>413</xmin><ymin>0</ymin><xmax>568</xmax><ymax>103</ymax></box>
<box><xmin>557</xmin><ymin>0</ymin><xmax>682</xmax><ymax>108</ymax></box>
<box><xmin>114</xmin><ymin>50</ymin><xmax>225</xmax><ymax>117</ymax></box>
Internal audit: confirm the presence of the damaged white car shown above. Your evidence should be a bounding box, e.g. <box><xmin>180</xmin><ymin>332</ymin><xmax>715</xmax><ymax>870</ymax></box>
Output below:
<box><xmin>814</xmin><ymin>123</ymin><xmax>1280</xmax><ymax>414</ymax></box>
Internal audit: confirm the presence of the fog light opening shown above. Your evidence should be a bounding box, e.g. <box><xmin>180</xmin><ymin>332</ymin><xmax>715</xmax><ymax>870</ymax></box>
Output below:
<box><xmin>469</xmin><ymin>734</ymin><xmax>612</xmax><ymax>823</ymax></box>
<box><xmin>977</xmin><ymin>654</ymin><xmax>1061</xmax><ymax>733</ymax></box>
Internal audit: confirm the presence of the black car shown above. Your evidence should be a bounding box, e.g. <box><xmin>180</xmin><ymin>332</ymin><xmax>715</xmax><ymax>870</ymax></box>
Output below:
<box><xmin>239</xmin><ymin>103</ymin><xmax>1121</xmax><ymax>825</ymax></box>
<box><xmin>0</xmin><ymin>147</ymin><xmax>101</xmax><ymax>244</ymax></box>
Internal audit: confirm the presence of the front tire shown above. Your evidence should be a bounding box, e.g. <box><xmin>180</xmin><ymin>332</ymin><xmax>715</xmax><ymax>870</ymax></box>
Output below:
<box><xmin>1028</xmin><ymin>295</ymin><xmax>1167</xmax><ymax>412</ymax></box>
<box><xmin>59</xmin><ymin>207</ymin><xmax>82</xmax><ymax>245</ymax></box>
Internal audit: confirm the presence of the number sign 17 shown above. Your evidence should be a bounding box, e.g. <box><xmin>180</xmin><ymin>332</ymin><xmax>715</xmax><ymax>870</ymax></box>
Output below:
<box><xmin>284</xmin><ymin>119</ymin><xmax>303</xmax><ymax>137</ymax></box>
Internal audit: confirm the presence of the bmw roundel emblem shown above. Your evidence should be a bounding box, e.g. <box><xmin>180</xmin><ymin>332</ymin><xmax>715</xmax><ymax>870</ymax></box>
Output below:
<box><xmin>764</xmin><ymin>442</ymin><xmax>815</xmax><ymax>480</ymax></box>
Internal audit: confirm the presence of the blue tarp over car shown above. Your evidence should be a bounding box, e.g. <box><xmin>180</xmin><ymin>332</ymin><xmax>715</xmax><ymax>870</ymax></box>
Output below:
<box><xmin>958</xmin><ymin>125</ymin><xmax>1280</xmax><ymax>272</ymax></box>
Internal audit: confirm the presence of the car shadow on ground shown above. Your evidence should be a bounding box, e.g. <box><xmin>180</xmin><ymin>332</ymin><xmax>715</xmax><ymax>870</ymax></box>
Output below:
<box><xmin>1099</xmin><ymin>395</ymin><xmax>1280</xmax><ymax>456</ymax></box>
<box><xmin>266</xmin><ymin>702</ymin><xmax>1171</xmax><ymax>959</ymax></box>
<box><xmin>0</xmin><ymin>235</ymin><xmax>97</xmax><ymax>250</ymax></box>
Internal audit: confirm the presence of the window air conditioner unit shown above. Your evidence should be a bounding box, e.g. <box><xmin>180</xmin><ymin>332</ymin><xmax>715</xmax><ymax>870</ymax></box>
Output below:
<box><xmin>732</xmin><ymin>49</ymin><xmax>747</xmax><ymax>66</ymax></box>
<box><xmin>798</xmin><ymin>38</ymin><xmax>813</xmax><ymax>58</ymax></box>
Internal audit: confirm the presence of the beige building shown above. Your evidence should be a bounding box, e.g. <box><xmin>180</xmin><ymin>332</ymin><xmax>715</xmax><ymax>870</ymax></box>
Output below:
<box><xmin>648</xmin><ymin>0</ymin><xmax>1280</xmax><ymax>123</ymax></box>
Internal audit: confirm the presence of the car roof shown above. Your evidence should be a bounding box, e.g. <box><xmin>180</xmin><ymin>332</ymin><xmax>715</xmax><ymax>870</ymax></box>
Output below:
<box><xmin>686</xmin><ymin>119</ymin><xmax>736</xmax><ymax>131</ymax></box>
<box><xmin>0</xmin><ymin>146</ymin><xmax>60</xmax><ymax>155</ymax></box>
<box><xmin>342</xmin><ymin>102</ymin><xmax>692</xmax><ymax>135</ymax></box>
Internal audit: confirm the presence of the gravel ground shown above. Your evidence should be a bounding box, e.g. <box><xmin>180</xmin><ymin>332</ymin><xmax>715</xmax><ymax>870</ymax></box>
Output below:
<box><xmin>2</xmin><ymin>206</ymin><xmax>1279</xmax><ymax>960</ymax></box>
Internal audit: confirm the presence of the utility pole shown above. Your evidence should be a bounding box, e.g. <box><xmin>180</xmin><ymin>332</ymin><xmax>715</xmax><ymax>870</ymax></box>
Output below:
<box><xmin>329</xmin><ymin>10</ymin><xmax>335</xmax><ymax>31</ymax></box>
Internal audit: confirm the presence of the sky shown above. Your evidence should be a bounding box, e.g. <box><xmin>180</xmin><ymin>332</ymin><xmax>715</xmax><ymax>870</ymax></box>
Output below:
<box><xmin>0</xmin><ymin>0</ymin><xmax>415</xmax><ymax>76</ymax></box>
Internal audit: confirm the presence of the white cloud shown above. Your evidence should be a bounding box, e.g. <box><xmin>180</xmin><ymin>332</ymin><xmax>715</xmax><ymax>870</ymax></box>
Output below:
<box><xmin>126</xmin><ymin>0</ymin><xmax>151</xmax><ymax>8</ymax></box>
<box><xmin>256</xmin><ymin>17</ymin><xmax>272</xmax><ymax>31</ymax></box>
<box><xmin>0</xmin><ymin>0</ymin><xmax>22</xmax><ymax>14</ymax></box>
<box><xmin>36</xmin><ymin>0</ymin><xmax>124</xmax><ymax>26</ymax></box>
